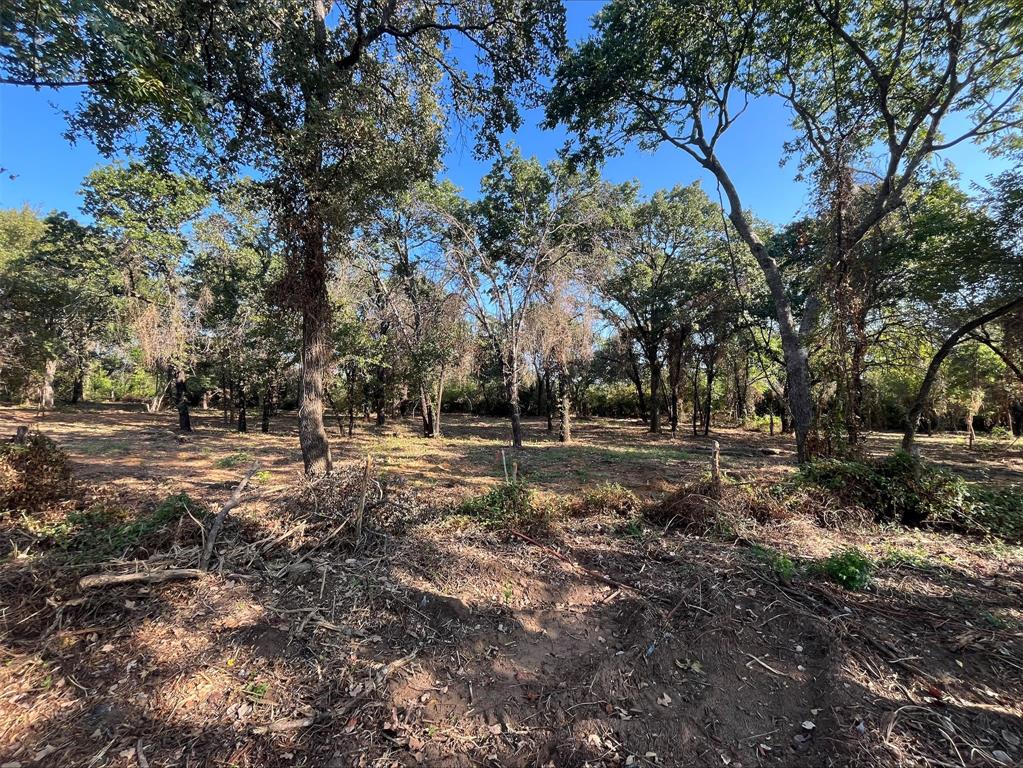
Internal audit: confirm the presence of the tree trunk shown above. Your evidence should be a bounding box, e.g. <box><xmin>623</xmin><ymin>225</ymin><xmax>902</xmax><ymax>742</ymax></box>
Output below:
<box><xmin>703</xmin><ymin>356</ymin><xmax>715</xmax><ymax>437</ymax></box>
<box><xmin>434</xmin><ymin>371</ymin><xmax>445</xmax><ymax>437</ymax></box>
<box><xmin>71</xmin><ymin>364</ymin><xmax>85</xmax><ymax>404</ymax></box>
<box><xmin>261</xmin><ymin>385</ymin><xmax>272</xmax><ymax>433</ymax></box>
<box><xmin>627</xmin><ymin>346</ymin><xmax>647</xmax><ymax>422</ymax></box>
<box><xmin>902</xmin><ymin>297</ymin><xmax>1023</xmax><ymax>452</ymax></box>
<box><xmin>505</xmin><ymin>353</ymin><xmax>523</xmax><ymax>449</ymax></box>
<box><xmin>297</xmin><ymin>214</ymin><xmax>333</xmax><ymax>474</ymax></box>
<box><xmin>177</xmin><ymin>398</ymin><xmax>192</xmax><ymax>432</ymax></box>
<box><xmin>692</xmin><ymin>367</ymin><xmax>701</xmax><ymax>437</ymax></box>
<box><xmin>708</xmin><ymin>158</ymin><xmax>815</xmax><ymax>462</ymax></box>
<box><xmin>237</xmin><ymin>382</ymin><xmax>247</xmax><ymax>433</ymax></box>
<box><xmin>558</xmin><ymin>365</ymin><xmax>571</xmax><ymax>443</ymax></box>
<box><xmin>648</xmin><ymin>358</ymin><xmax>662</xmax><ymax>433</ymax></box>
<box><xmin>41</xmin><ymin>359</ymin><xmax>57</xmax><ymax>409</ymax></box>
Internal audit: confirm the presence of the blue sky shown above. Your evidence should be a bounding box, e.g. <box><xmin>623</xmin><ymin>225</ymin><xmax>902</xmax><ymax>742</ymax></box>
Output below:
<box><xmin>0</xmin><ymin>0</ymin><xmax>1011</xmax><ymax>225</ymax></box>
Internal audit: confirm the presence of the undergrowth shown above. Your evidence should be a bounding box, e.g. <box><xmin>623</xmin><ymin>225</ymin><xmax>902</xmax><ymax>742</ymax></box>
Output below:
<box><xmin>27</xmin><ymin>492</ymin><xmax>202</xmax><ymax>562</ymax></box>
<box><xmin>452</xmin><ymin>481</ymin><xmax>551</xmax><ymax>532</ymax></box>
<box><xmin>571</xmin><ymin>482</ymin><xmax>640</xmax><ymax>517</ymax></box>
<box><xmin>798</xmin><ymin>452</ymin><xmax>1023</xmax><ymax>540</ymax></box>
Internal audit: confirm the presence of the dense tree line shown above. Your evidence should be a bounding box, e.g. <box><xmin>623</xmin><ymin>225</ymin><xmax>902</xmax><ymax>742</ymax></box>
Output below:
<box><xmin>1</xmin><ymin>0</ymin><xmax>1021</xmax><ymax>468</ymax></box>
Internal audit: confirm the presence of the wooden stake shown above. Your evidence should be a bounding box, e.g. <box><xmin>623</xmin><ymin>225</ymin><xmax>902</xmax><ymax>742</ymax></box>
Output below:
<box><xmin>501</xmin><ymin>449</ymin><xmax>508</xmax><ymax>483</ymax></box>
<box><xmin>354</xmin><ymin>454</ymin><xmax>371</xmax><ymax>547</ymax></box>
<box><xmin>711</xmin><ymin>440</ymin><xmax>722</xmax><ymax>498</ymax></box>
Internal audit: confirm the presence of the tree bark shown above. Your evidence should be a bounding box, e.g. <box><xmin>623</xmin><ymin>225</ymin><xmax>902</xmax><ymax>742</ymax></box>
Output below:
<box><xmin>558</xmin><ymin>365</ymin><xmax>572</xmax><ymax>443</ymax></box>
<box><xmin>237</xmin><ymin>382</ymin><xmax>247</xmax><ymax>433</ymax></box>
<box><xmin>648</xmin><ymin>356</ymin><xmax>662</xmax><ymax>433</ymax></box>
<box><xmin>626</xmin><ymin>345</ymin><xmax>647</xmax><ymax>421</ymax></box>
<box><xmin>707</xmin><ymin>160</ymin><xmax>815</xmax><ymax>461</ymax></box>
<box><xmin>297</xmin><ymin>214</ymin><xmax>333</xmax><ymax>473</ymax></box>
<box><xmin>41</xmin><ymin>358</ymin><xmax>57</xmax><ymax>409</ymax></box>
<box><xmin>902</xmin><ymin>297</ymin><xmax>1023</xmax><ymax>452</ymax></box>
<box><xmin>505</xmin><ymin>352</ymin><xmax>523</xmax><ymax>449</ymax></box>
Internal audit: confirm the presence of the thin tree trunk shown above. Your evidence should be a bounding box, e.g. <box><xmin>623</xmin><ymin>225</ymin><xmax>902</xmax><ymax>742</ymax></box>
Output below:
<box><xmin>237</xmin><ymin>382</ymin><xmax>247</xmax><ymax>433</ymax></box>
<box><xmin>506</xmin><ymin>353</ymin><xmax>523</xmax><ymax>449</ymax></box>
<box><xmin>558</xmin><ymin>365</ymin><xmax>572</xmax><ymax>443</ymax></box>
<box><xmin>648</xmin><ymin>358</ymin><xmax>662</xmax><ymax>434</ymax></box>
<box><xmin>261</xmin><ymin>385</ymin><xmax>271</xmax><ymax>433</ymax></box>
<box><xmin>708</xmin><ymin>157</ymin><xmax>815</xmax><ymax>462</ymax></box>
<box><xmin>627</xmin><ymin>347</ymin><xmax>647</xmax><ymax>422</ymax></box>
<box><xmin>41</xmin><ymin>358</ymin><xmax>57</xmax><ymax>409</ymax></box>
<box><xmin>703</xmin><ymin>356</ymin><xmax>715</xmax><ymax>437</ymax></box>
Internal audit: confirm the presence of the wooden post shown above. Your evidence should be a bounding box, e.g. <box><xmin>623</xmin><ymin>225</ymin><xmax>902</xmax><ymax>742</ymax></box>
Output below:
<box><xmin>512</xmin><ymin>461</ymin><xmax>518</xmax><ymax>482</ymax></box>
<box><xmin>501</xmin><ymin>449</ymin><xmax>509</xmax><ymax>483</ymax></box>
<box><xmin>355</xmin><ymin>454</ymin><xmax>372</xmax><ymax>547</ymax></box>
<box><xmin>711</xmin><ymin>440</ymin><xmax>722</xmax><ymax>498</ymax></box>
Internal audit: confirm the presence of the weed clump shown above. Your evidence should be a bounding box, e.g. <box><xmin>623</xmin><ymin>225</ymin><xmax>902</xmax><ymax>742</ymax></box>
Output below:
<box><xmin>31</xmin><ymin>492</ymin><xmax>200</xmax><ymax>562</ymax></box>
<box><xmin>572</xmin><ymin>482</ymin><xmax>640</xmax><ymax>517</ymax></box>
<box><xmin>0</xmin><ymin>433</ymin><xmax>73</xmax><ymax>514</ymax></box>
<box><xmin>454</xmin><ymin>482</ymin><xmax>549</xmax><ymax>532</ymax></box>
<box><xmin>818</xmin><ymin>547</ymin><xmax>873</xmax><ymax>590</ymax></box>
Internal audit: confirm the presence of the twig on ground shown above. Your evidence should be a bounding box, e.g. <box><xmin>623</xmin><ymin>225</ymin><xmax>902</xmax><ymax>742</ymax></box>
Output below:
<box><xmin>79</xmin><ymin>568</ymin><xmax>205</xmax><ymax>589</ymax></box>
<box><xmin>200</xmin><ymin>464</ymin><xmax>259</xmax><ymax>570</ymax></box>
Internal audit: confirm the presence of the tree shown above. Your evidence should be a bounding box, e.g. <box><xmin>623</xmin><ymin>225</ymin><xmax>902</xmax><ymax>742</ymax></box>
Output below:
<box><xmin>437</xmin><ymin>148</ymin><xmax>601</xmax><ymax>448</ymax></box>
<box><xmin>359</xmin><ymin>190</ymin><xmax>469</xmax><ymax>437</ymax></box>
<box><xmin>82</xmin><ymin>162</ymin><xmax>210</xmax><ymax>421</ymax></box>
<box><xmin>2</xmin><ymin>0</ymin><xmax>565</xmax><ymax>473</ymax></box>
<box><xmin>0</xmin><ymin>208</ymin><xmax>118</xmax><ymax>408</ymax></box>
<box><xmin>599</xmin><ymin>183</ymin><xmax>722</xmax><ymax>433</ymax></box>
<box><xmin>547</xmin><ymin>0</ymin><xmax>1023</xmax><ymax>461</ymax></box>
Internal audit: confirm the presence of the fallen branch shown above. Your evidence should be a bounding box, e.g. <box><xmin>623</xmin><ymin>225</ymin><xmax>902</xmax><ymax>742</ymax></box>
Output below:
<box><xmin>251</xmin><ymin>716</ymin><xmax>317</xmax><ymax>735</ymax></box>
<box><xmin>79</xmin><ymin>568</ymin><xmax>205</xmax><ymax>590</ymax></box>
<box><xmin>200</xmin><ymin>464</ymin><xmax>260</xmax><ymax>570</ymax></box>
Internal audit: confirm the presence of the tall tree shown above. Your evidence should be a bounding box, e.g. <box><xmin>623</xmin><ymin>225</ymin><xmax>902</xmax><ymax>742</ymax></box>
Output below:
<box><xmin>437</xmin><ymin>148</ymin><xmax>600</xmax><ymax>448</ymax></box>
<box><xmin>2</xmin><ymin>0</ymin><xmax>564</xmax><ymax>472</ymax></box>
<box><xmin>547</xmin><ymin>0</ymin><xmax>1023</xmax><ymax>461</ymax></box>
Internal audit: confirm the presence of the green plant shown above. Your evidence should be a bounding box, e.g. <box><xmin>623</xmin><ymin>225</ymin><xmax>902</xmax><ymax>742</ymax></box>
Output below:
<box><xmin>749</xmin><ymin>543</ymin><xmax>796</xmax><ymax>581</ymax></box>
<box><xmin>574</xmin><ymin>482</ymin><xmax>640</xmax><ymax>517</ymax></box>
<box><xmin>957</xmin><ymin>485</ymin><xmax>1023</xmax><ymax>540</ymax></box>
<box><xmin>453</xmin><ymin>481</ymin><xmax>548</xmax><ymax>531</ymax></box>
<box><xmin>618</xmin><ymin>518</ymin><xmax>644</xmax><ymax>538</ymax></box>
<box><xmin>215</xmin><ymin>452</ymin><xmax>253</xmax><ymax>469</ymax></box>
<box><xmin>818</xmin><ymin>548</ymin><xmax>873</xmax><ymax>590</ymax></box>
<box><xmin>799</xmin><ymin>452</ymin><xmax>970</xmax><ymax>526</ymax></box>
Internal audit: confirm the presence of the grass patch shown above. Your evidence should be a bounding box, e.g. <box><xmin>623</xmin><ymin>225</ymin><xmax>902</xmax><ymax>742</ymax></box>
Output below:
<box><xmin>572</xmin><ymin>482</ymin><xmax>640</xmax><ymax>517</ymax></box>
<box><xmin>749</xmin><ymin>543</ymin><xmax>797</xmax><ymax>582</ymax></box>
<box><xmin>452</xmin><ymin>481</ymin><xmax>550</xmax><ymax>531</ymax></box>
<box><xmin>215</xmin><ymin>451</ymin><xmax>254</xmax><ymax>469</ymax></box>
<box><xmin>28</xmin><ymin>492</ymin><xmax>202</xmax><ymax>562</ymax></box>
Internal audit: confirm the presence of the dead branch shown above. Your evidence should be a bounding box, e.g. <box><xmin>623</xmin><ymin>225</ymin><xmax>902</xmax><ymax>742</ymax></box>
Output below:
<box><xmin>79</xmin><ymin>568</ymin><xmax>205</xmax><ymax>590</ymax></box>
<box><xmin>200</xmin><ymin>464</ymin><xmax>260</xmax><ymax>570</ymax></box>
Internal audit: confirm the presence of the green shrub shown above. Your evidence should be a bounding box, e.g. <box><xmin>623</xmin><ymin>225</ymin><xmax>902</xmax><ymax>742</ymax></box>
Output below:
<box><xmin>799</xmin><ymin>452</ymin><xmax>969</xmax><ymax>526</ymax></box>
<box><xmin>33</xmin><ymin>492</ymin><xmax>200</xmax><ymax>562</ymax></box>
<box><xmin>454</xmin><ymin>482</ymin><xmax>548</xmax><ymax>531</ymax></box>
<box><xmin>749</xmin><ymin>543</ymin><xmax>797</xmax><ymax>581</ymax></box>
<box><xmin>0</xmin><ymin>433</ymin><xmax>73</xmax><ymax>513</ymax></box>
<box><xmin>957</xmin><ymin>485</ymin><xmax>1023</xmax><ymax>540</ymax></box>
<box><xmin>573</xmin><ymin>482</ymin><xmax>640</xmax><ymax>517</ymax></box>
<box><xmin>819</xmin><ymin>548</ymin><xmax>873</xmax><ymax>590</ymax></box>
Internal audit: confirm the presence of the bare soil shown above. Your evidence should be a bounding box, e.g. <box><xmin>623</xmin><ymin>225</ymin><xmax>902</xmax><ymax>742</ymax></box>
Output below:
<box><xmin>1</xmin><ymin>405</ymin><xmax>1021</xmax><ymax>768</ymax></box>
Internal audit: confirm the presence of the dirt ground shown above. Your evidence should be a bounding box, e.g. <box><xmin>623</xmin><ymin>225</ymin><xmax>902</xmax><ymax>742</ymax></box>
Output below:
<box><xmin>1</xmin><ymin>405</ymin><xmax>1022</xmax><ymax>768</ymax></box>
